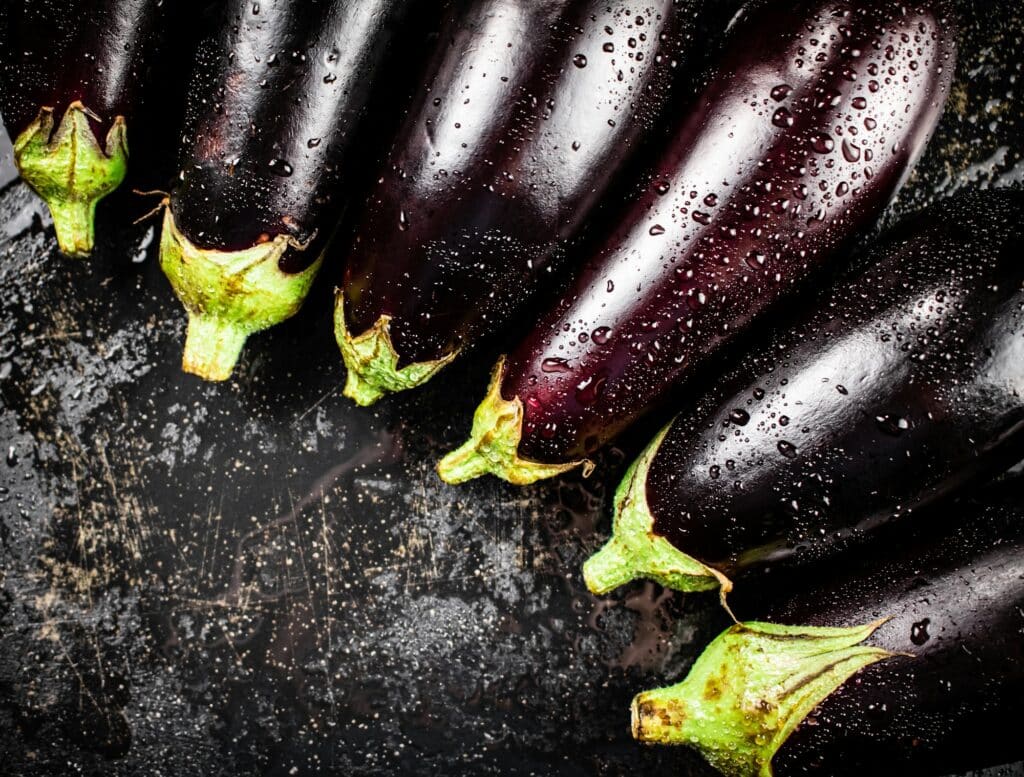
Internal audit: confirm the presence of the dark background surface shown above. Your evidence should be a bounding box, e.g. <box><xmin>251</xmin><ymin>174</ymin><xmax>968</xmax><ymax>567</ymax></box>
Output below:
<box><xmin>1</xmin><ymin>2</ymin><xmax>1023</xmax><ymax>775</ymax></box>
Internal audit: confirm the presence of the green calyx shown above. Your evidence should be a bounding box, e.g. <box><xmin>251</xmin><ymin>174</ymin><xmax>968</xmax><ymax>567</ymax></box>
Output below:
<box><xmin>13</xmin><ymin>101</ymin><xmax>129</xmax><ymax>257</ymax></box>
<box><xmin>334</xmin><ymin>292</ymin><xmax>458</xmax><ymax>406</ymax></box>
<box><xmin>437</xmin><ymin>357</ymin><xmax>593</xmax><ymax>486</ymax></box>
<box><xmin>631</xmin><ymin>619</ymin><xmax>895</xmax><ymax>777</ymax></box>
<box><xmin>159</xmin><ymin>209</ymin><xmax>323</xmax><ymax>382</ymax></box>
<box><xmin>583</xmin><ymin>425</ymin><xmax>729</xmax><ymax>596</ymax></box>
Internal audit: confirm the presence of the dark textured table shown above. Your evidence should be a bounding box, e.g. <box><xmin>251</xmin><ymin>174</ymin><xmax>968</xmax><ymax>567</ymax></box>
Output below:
<box><xmin>1</xmin><ymin>2</ymin><xmax>1023</xmax><ymax>775</ymax></box>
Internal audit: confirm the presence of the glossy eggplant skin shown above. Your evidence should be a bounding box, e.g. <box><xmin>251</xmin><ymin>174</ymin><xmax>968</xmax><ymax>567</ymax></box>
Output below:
<box><xmin>641</xmin><ymin>189</ymin><xmax>1024</xmax><ymax>579</ymax></box>
<box><xmin>761</xmin><ymin>480</ymin><xmax>1024</xmax><ymax>777</ymax></box>
<box><xmin>170</xmin><ymin>0</ymin><xmax>427</xmax><ymax>269</ymax></box>
<box><xmin>0</xmin><ymin>0</ymin><xmax>165</xmax><ymax>141</ymax></box>
<box><xmin>338</xmin><ymin>0</ymin><xmax>715</xmax><ymax>380</ymax></box>
<box><xmin>500</xmin><ymin>0</ymin><xmax>957</xmax><ymax>465</ymax></box>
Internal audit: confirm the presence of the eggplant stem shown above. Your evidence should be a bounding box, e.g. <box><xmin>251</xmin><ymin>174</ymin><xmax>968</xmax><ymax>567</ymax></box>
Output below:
<box><xmin>13</xmin><ymin>102</ymin><xmax>129</xmax><ymax>258</ymax></box>
<box><xmin>582</xmin><ymin>425</ymin><xmax>726</xmax><ymax>595</ymax></box>
<box><xmin>182</xmin><ymin>315</ymin><xmax>249</xmax><ymax>382</ymax></box>
<box><xmin>631</xmin><ymin>619</ymin><xmax>896</xmax><ymax>777</ymax></box>
<box><xmin>334</xmin><ymin>292</ymin><xmax>458</xmax><ymax>406</ymax></box>
<box><xmin>159</xmin><ymin>209</ymin><xmax>323</xmax><ymax>382</ymax></box>
<box><xmin>437</xmin><ymin>357</ymin><xmax>591</xmax><ymax>485</ymax></box>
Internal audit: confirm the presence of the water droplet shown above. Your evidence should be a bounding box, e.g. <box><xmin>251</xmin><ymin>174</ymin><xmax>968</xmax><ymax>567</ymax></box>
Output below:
<box><xmin>571</xmin><ymin>140</ymin><xmax>581</xmax><ymax>151</ymax></box>
<box><xmin>811</xmin><ymin>133</ymin><xmax>835</xmax><ymax>154</ymax></box>
<box><xmin>606</xmin><ymin>280</ymin><xmax>615</xmax><ymax>293</ymax></box>
<box><xmin>654</xmin><ymin>180</ymin><xmax>671</xmax><ymax>195</ymax></box>
<box><xmin>323</xmin><ymin>73</ymin><xmax>337</xmax><ymax>84</ymax></box>
<box><xmin>910</xmin><ymin>618</ymin><xmax>931</xmax><ymax>645</ymax></box>
<box><xmin>875</xmin><ymin>414</ymin><xmax>910</xmax><ymax>435</ymax></box>
<box><xmin>649</xmin><ymin>224</ymin><xmax>665</xmax><ymax>236</ymax></box>
<box><xmin>709</xmin><ymin>465</ymin><xmax>721</xmax><ymax>480</ymax></box>
<box><xmin>703</xmin><ymin>193</ymin><xmax>719</xmax><ymax>207</ymax></box>
<box><xmin>398</xmin><ymin>210</ymin><xmax>409</xmax><ymax>231</ymax></box>
<box><xmin>692</xmin><ymin>211</ymin><xmax>711</xmax><ymax>225</ymax></box>
<box><xmin>591</xmin><ymin>327</ymin><xmax>612</xmax><ymax>345</ymax></box>
<box><xmin>542</xmin><ymin>358</ymin><xmax>573</xmax><ymax>374</ymax></box>
<box><xmin>779</xmin><ymin>415</ymin><xmax>790</xmax><ymax>426</ymax></box>
<box><xmin>602</xmin><ymin>42</ymin><xmax>615</xmax><ymax>53</ymax></box>
<box><xmin>772</xmin><ymin>107</ymin><xmax>795</xmax><ymax>128</ymax></box>
<box><xmin>573</xmin><ymin>54</ymin><xmax>588</xmax><ymax>68</ymax></box>
<box><xmin>777</xmin><ymin>440</ymin><xmax>798</xmax><ymax>459</ymax></box>
<box><xmin>6</xmin><ymin>446</ymin><xmax>17</xmax><ymax>466</ymax></box>
<box><xmin>729</xmin><ymin>409</ymin><xmax>750</xmax><ymax>426</ymax></box>
<box><xmin>307</xmin><ymin>137</ymin><xmax>322</xmax><ymax>148</ymax></box>
<box><xmin>852</xmin><ymin>96</ymin><xmax>868</xmax><ymax>110</ymax></box>
<box><xmin>268</xmin><ymin>158</ymin><xmax>293</xmax><ymax>176</ymax></box>
<box><xmin>770</xmin><ymin>84</ymin><xmax>793</xmax><ymax>101</ymax></box>
<box><xmin>575</xmin><ymin>374</ymin><xmax>607</xmax><ymax>405</ymax></box>
<box><xmin>842</xmin><ymin>138</ymin><xmax>862</xmax><ymax>163</ymax></box>
<box><xmin>836</xmin><ymin>384</ymin><xmax>849</xmax><ymax>395</ymax></box>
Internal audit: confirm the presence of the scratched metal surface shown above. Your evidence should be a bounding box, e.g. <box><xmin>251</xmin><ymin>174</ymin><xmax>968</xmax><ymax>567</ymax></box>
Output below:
<box><xmin>0</xmin><ymin>2</ymin><xmax>1023</xmax><ymax>776</ymax></box>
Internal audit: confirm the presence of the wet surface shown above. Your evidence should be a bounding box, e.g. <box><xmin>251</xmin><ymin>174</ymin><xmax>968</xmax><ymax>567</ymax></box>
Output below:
<box><xmin>1</xmin><ymin>2</ymin><xmax>1023</xmax><ymax>775</ymax></box>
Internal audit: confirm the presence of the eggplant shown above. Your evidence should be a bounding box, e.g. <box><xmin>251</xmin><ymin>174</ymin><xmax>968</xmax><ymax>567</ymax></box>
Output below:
<box><xmin>161</xmin><ymin>0</ymin><xmax>431</xmax><ymax>382</ymax></box>
<box><xmin>335</xmin><ymin>0</ymin><xmax>719</xmax><ymax>406</ymax></box>
<box><xmin>438</xmin><ymin>0</ymin><xmax>957</xmax><ymax>485</ymax></box>
<box><xmin>581</xmin><ymin>189</ymin><xmax>1024</xmax><ymax>596</ymax></box>
<box><xmin>0</xmin><ymin>0</ymin><xmax>172</xmax><ymax>257</ymax></box>
<box><xmin>631</xmin><ymin>477</ymin><xmax>1024</xmax><ymax>777</ymax></box>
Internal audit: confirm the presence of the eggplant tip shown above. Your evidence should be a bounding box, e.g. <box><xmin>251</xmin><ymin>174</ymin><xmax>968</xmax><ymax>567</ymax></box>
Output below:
<box><xmin>13</xmin><ymin>103</ymin><xmax>129</xmax><ymax>258</ymax></box>
<box><xmin>334</xmin><ymin>293</ymin><xmax>458</xmax><ymax>406</ymax></box>
<box><xmin>159</xmin><ymin>210</ymin><xmax>323</xmax><ymax>382</ymax></box>
<box><xmin>437</xmin><ymin>358</ymin><xmax>590</xmax><ymax>486</ymax></box>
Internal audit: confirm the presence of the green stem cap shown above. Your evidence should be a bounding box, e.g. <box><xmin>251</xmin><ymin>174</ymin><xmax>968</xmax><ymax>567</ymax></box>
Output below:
<box><xmin>437</xmin><ymin>357</ymin><xmax>593</xmax><ymax>486</ymax></box>
<box><xmin>582</xmin><ymin>425</ymin><xmax>729</xmax><ymax>595</ymax></box>
<box><xmin>159</xmin><ymin>209</ymin><xmax>323</xmax><ymax>382</ymax></box>
<box><xmin>13</xmin><ymin>101</ymin><xmax>129</xmax><ymax>257</ymax></box>
<box><xmin>334</xmin><ymin>292</ymin><xmax>458</xmax><ymax>406</ymax></box>
<box><xmin>631</xmin><ymin>619</ymin><xmax>896</xmax><ymax>777</ymax></box>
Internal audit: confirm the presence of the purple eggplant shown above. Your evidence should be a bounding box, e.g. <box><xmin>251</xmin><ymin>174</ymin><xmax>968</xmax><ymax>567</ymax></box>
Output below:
<box><xmin>334</xmin><ymin>0</ymin><xmax>724</xmax><ymax>406</ymax></box>
<box><xmin>0</xmin><ymin>0</ymin><xmax>174</xmax><ymax>257</ymax></box>
<box><xmin>160</xmin><ymin>0</ymin><xmax>434</xmax><ymax>382</ymax></box>
<box><xmin>438</xmin><ymin>0</ymin><xmax>957</xmax><ymax>485</ymax></box>
<box><xmin>582</xmin><ymin>189</ymin><xmax>1024</xmax><ymax>596</ymax></box>
<box><xmin>632</xmin><ymin>476</ymin><xmax>1024</xmax><ymax>776</ymax></box>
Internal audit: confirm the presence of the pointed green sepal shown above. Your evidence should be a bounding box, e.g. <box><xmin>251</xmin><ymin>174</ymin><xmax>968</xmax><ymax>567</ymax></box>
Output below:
<box><xmin>583</xmin><ymin>425</ymin><xmax>729</xmax><ymax>595</ymax></box>
<box><xmin>159</xmin><ymin>209</ymin><xmax>323</xmax><ymax>381</ymax></box>
<box><xmin>437</xmin><ymin>357</ymin><xmax>593</xmax><ymax>486</ymax></box>
<box><xmin>334</xmin><ymin>292</ymin><xmax>458</xmax><ymax>406</ymax></box>
<box><xmin>631</xmin><ymin>619</ymin><xmax>896</xmax><ymax>777</ymax></box>
<box><xmin>13</xmin><ymin>101</ymin><xmax>129</xmax><ymax>257</ymax></box>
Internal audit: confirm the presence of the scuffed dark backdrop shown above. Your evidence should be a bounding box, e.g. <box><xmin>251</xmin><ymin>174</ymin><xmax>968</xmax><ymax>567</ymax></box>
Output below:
<box><xmin>1</xmin><ymin>2</ymin><xmax>1023</xmax><ymax>775</ymax></box>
